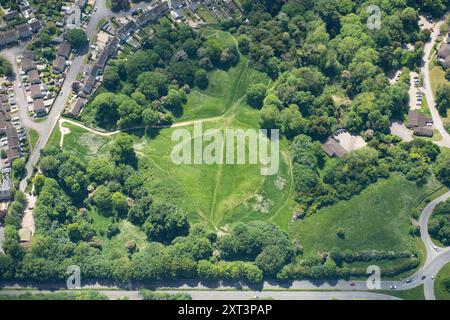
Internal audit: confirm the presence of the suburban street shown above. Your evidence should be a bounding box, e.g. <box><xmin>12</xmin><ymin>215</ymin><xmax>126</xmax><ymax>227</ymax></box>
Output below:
<box><xmin>0</xmin><ymin>289</ymin><xmax>402</xmax><ymax>301</ymax></box>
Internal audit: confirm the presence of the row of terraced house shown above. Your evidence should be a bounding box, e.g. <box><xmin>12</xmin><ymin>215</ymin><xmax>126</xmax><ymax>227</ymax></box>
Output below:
<box><xmin>0</xmin><ymin>2</ymin><xmax>41</xmax><ymax>48</ymax></box>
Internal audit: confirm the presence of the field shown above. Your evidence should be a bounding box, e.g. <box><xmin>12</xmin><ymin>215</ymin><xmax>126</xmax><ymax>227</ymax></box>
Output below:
<box><xmin>429</xmin><ymin>62</ymin><xmax>450</xmax><ymax>128</ymax></box>
<box><xmin>132</xmin><ymin>32</ymin><xmax>294</xmax><ymax>231</ymax></box>
<box><xmin>435</xmin><ymin>262</ymin><xmax>450</xmax><ymax>300</ymax></box>
<box><xmin>49</xmin><ymin>31</ymin><xmax>437</xmax><ymax>263</ymax></box>
<box><xmin>288</xmin><ymin>174</ymin><xmax>440</xmax><ymax>255</ymax></box>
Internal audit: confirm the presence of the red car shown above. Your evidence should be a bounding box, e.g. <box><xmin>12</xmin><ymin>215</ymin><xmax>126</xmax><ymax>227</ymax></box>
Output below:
<box><xmin>350</xmin><ymin>282</ymin><xmax>356</xmax><ymax>287</ymax></box>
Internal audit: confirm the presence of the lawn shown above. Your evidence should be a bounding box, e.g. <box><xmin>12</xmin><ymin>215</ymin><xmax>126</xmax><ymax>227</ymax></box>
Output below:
<box><xmin>429</xmin><ymin>63</ymin><xmax>450</xmax><ymax>129</ymax></box>
<box><xmin>289</xmin><ymin>174</ymin><xmax>440</xmax><ymax>255</ymax></box>
<box><xmin>197</xmin><ymin>5</ymin><xmax>218</xmax><ymax>24</ymax></box>
<box><xmin>435</xmin><ymin>262</ymin><xmax>450</xmax><ymax>300</ymax></box>
<box><xmin>28</xmin><ymin>129</ymin><xmax>39</xmax><ymax>150</ymax></box>
<box><xmin>53</xmin><ymin>122</ymin><xmax>111</xmax><ymax>161</ymax></box>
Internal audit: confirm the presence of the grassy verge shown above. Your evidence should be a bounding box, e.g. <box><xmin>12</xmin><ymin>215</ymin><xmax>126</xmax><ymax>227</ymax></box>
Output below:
<box><xmin>435</xmin><ymin>262</ymin><xmax>450</xmax><ymax>300</ymax></box>
<box><xmin>377</xmin><ymin>285</ymin><xmax>425</xmax><ymax>300</ymax></box>
<box><xmin>28</xmin><ymin>129</ymin><xmax>39</xmax><ymax>150</ymax></box>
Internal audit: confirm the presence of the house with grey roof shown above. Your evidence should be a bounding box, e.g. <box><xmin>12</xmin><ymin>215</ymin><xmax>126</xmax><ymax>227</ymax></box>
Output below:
<box><xmin>322</xmin><ymin>138</ymin><xmax>348</xmax><ymax>158</ymax></box>
<box><xmin>21</xmin><ymin>57</ymin><xmax>36</xmax><ymax>72</ymax></box>
<box><xmin>27</xmin><ymin>69</ymin><xmax>41</xmax><ymax>85</ymax></box>
<box><xmin>33</xmin><ymin>99</ymin><xmax>46</xmax><ymax>117</ymax></box>
<box><xmin>52</xmin><ymin>56</ymin><xmax>67</xmax><ymax>74</ymax></box>
<box><xmin>2</xmin><ymin>30</ymin><xmax>18</xmax><ymax>45</ymax></box>
<box><xmin>58</xmin><ymin>42</ymin><xmax>72</xmax><ymax>59</ymax></box>
<box><xmin>29</xmin><ymin>20</ymin><xmax>41</xmax><ymax>33</ymax></box>
<box><xmin>30</xmin><ymin>84</ymin><xmax>43</xmax><ymax>100</ymax></box>
<box><xmin>3</xmin><ymin>10</ymin><xmax>20</xmax><ymax>22</ymax></box>
<box><xmin>16</xmin><ymin>23</ymin><xmax>32</xmax><ymax>39</ymax></box>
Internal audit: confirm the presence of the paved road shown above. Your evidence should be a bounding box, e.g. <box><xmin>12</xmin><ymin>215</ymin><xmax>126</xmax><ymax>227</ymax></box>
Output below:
<box><xmin>0</xmin><ymin>289</ymin><xmax>401</xmax><ymax>301</ymax></box>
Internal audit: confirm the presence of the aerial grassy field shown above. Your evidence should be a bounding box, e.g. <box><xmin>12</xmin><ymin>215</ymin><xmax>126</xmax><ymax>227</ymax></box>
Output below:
<box><xmin>435</xmin><ymin>262</ymin><xmax>450</xmax><ymax>300</ymax></box>
<box><xmin>57</xmin><ymin>123</ymin><xmax>111</xmax><ymax>161</ymax></box>
<box><xmin>49</xmin><ymin>31</ymin><xmax>436</xmax><ymax>263</ymax></box>
<box><xmin>289</xmin><ymin>174</ymin><xmax>440</xmax><ymax>255</ymax></box>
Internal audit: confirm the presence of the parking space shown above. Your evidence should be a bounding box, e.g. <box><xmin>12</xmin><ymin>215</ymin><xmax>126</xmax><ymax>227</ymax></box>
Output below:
<box><xmin>409</xmin><ymin>72</ymin><xmax>423</xmax><ymax>111</ymax></box>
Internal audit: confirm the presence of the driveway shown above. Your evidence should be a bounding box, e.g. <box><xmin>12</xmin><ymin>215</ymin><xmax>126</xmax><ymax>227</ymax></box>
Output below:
<box><xmin>390</xmin><ymin>121</ymin><xmax>413</xmax><ymax>142</ymax></box>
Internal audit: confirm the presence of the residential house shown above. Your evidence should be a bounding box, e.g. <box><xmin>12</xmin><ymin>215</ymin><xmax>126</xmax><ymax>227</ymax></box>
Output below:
<box><xmin>21</xmin><ymin>57</ymin><xmax>36</xmax><ymax>72</ymax></box>
<box><xmin>95</xmin><ymin>49</ymin><xmax>109</xmax><ymax>71</ymax></box>
<box><xmin>33</xmin><ymin>99</ymin><xmax>47</xmax><ymax>117</ymax></box>
<box><xmin>170</xmin><ymin>0</ymin><xmax>186</xmax><ymax>9</ymax></box>
<box><xmin>407</xmin><ymin>110</ymin><xmax>433</xmax><ymax>129</ymax></box>
<box><xmin>58</xmin><ymin>42</ymin><xmax>72</xmax><ymax>59</ymax></box>
<box><xmin>66</xmin><ymin>5</ymin><xmax>82</xmax><ymax>29</ymax></box>
<box><xmin>136</xmin><ymin>1</ymin><xmax>170</xmax><ymax>26</ymax></box>
<box><xmin>5</xmin><ymin>123</ymin><xmax>20</xmax><ymax>162</ymax></box>
<box><xmin>79</xmin><ymin>74</ymin><xmax>96</xmax><ymax>98</ymax></box>
<box><xmin>3</xmin><ymin>10</ymin><xmax>20</xmax><ymax>22</ymax></box>
<box><xmin>52</xmin><ymin>56</ymin><xmax>67</xmax><ymax>74</ymax></box>
<box><xmin>2</xmin><ymin>30</ymin><xmax>18</xmax><ymax>45</ymax></box>
<box><xmin>116</xmin><ymin>20</ymin><xmax>137</xmax><ymax>41</ymax></box>
<box><xmin>29</xmin><ymin>20</ymin><xmax>42</xmax><ymax>33</ymax></box>
<box><xmin>70</xmin><ymin>100</ymin><xmax>84</xmax><ymax>117</ymax></box>
<box><xmin>16</xmin><ymin>23</ymin><xmax>32</xmax><ymax>39</ymax></box>
<box><xmin>413</xmin><ymin>127</ymin><xmax>433</xmax><ymax>137</ymax></box>
<box><xmin>438</xmin><ymin>38</ymin><xmax>450</xmax><ymax>68</ymax></box>
<box><xmin>30</xmin><ymin>84</ymin><xmax>43</xmax><ymax>100</ymax></box>
<box><xmin>106</xmin><ymin>36</ymin><xmax>120</xmax><ymax>57</ymax></box>
<box><xmin>22</xmin><ymin>50</ymin><xmax>36</xmax><ymax>60</ymax></box>
<box><xmin>322</xmin><ymin>138</ymin><xmax>348</xmax><ymax>158</ymax></box>
<box><xmin>27</xmin><ymin>69</ymin><xmax>41</xmax><ymax>85</ymax></box>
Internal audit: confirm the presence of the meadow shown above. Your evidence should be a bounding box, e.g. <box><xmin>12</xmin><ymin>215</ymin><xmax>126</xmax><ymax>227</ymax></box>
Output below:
<box><xmin>288</xmin><ymin>174</ymin><xmax>440</xmax><ymax>255</ymax></box>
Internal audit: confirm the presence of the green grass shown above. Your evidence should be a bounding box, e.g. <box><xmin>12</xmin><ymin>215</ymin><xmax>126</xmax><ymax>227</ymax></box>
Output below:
<box><xmin>46</xmin><ymin>124</ymin><xmax>61</xmax><ymax>149</ymax></box>
<box><xmin>377</xmin><ymin>285</ymin><xmax>425</xmax><ymax>300</ymax></box>
<box><xmin>197</xmin><ymin>5</ymin><xmax>218</xmax><ymax>24</ymax></box>
<box><xmin>435</xmin><ymin>262</ymin><xmax>450</xmax><ymax>300</ymax></box>
<box><xmin>59</xmin><ymin>123</ymin><xmax>111</xmax><ymax>161</ymax></box>
<box><xmin>132</xmin><ymin>48</ymin><xmax>291</xmax><ymax>231</ymax></box>
<box><xmin>429</xmin><ymin>64</ymin><xmax>448</xmax><ymax>97</ymax></box>
<box><xmin>28</xmin><ymin>129</ymin><xmax>39</xmax><ymax>150</ymax></box>
<box><xmin>419</xmin><ymin>93</ymin><xmax>431</xmax><ymax>117</ymax></box>
<box><xmin>289</xmin><ymin>175</ymin><xmax>439</xmax><ymax>255</ymax></box>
